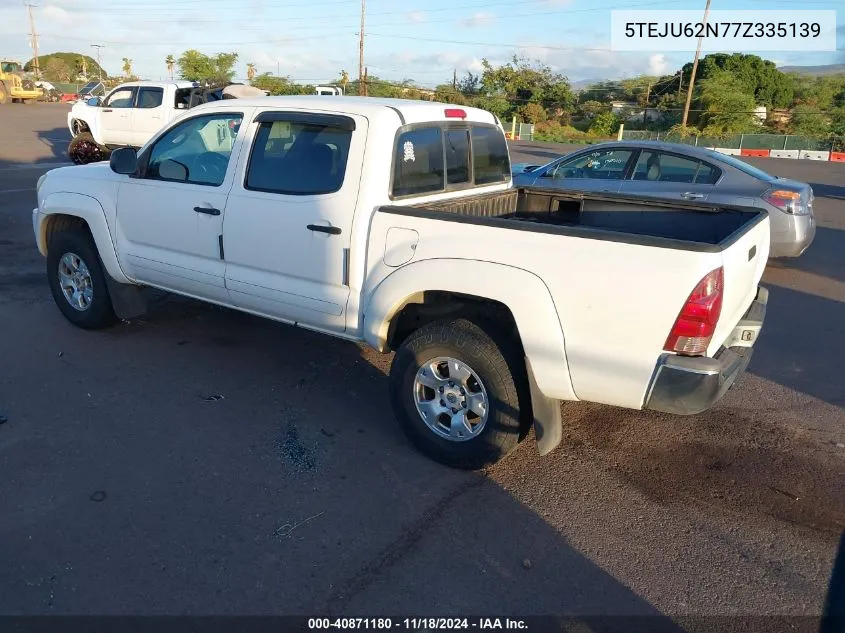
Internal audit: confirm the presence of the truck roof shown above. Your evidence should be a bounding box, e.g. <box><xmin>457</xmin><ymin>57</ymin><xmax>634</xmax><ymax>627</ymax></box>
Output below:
<box><xmin>191</xmin><ymin>95</ymin><xmax>500</xmax><ymax>126</ymax></box>
<box><xmin>113</xmin><ymin>80</ymin><xmax>197</xmax><ymax>89</ymax></box>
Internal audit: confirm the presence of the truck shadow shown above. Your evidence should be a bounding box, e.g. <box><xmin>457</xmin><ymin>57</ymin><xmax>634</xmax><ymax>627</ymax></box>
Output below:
<box><xmin>0</xmin><ymin>291</ymin><xmax>683</xmax><ymax>625</ymax></box>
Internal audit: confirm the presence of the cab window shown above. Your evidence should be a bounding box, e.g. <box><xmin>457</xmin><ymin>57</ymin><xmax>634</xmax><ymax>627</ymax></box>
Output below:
<box><xmin>104</xmin><ymin>87</ymin><xmax>137</xmax><ymax>109</ymax></box>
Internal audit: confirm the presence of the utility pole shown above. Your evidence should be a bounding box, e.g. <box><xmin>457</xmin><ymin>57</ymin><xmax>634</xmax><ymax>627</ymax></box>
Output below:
<box><xmin>452</xmin><ymin>68</ymin><xmax>457</xmax><ymax>90</ymax></box>
<box><xmin>681</xmin><ymin>0</ymin><xmax>712</xmax><ymax>128</ymax></box>
<box><xmin>363</xmin><ymin>66</ymin><xmax>368</xmax><ymax>97</ymax></box>
<box><xmin>643</xmin><ymin>81</ymin><xmax>651</xmax><ymax>126</ymax></box>
<box><xmin>25</xmin><ymin>2</ymin><xmax>40</xmax><ymax>78</ymax></box>
<box><xmin>91</xmin><ymin>44</ymin><xmax>105</xmax><ymax>81</ymax></box>
<box><xmin>358</xmin><ymin>0</ymin><xmax>365</xmax><ymax>95</ymax></box>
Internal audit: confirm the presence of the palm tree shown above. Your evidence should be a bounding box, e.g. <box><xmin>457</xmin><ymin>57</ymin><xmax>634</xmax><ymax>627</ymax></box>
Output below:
<box><xmin>122</xmin><ymin>57</ymin><xmax>132</xmax><ymax>78</ymax></box>
<box><xmin>246</xmin><ymin>63</ymin><xmax>256</xmax><ymax>81</ymax></box>
<box><xmin>165</xmin><ymin>55</ymin><xmax>175</xmax><ymax>80</ymax></box>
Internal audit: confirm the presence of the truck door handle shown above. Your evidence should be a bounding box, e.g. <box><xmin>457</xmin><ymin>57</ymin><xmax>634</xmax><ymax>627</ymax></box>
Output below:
<box><xmin>102</xmin><ymin>108</ymin><xmax>113</xmax><ymax>112</ymax></box>
<box><xmin>307</xmin><ymin>224</ymin><xmax>342</xmax><ymax>235</ymax></box>
<box><xmin>194</xmin><ymin>206</ymin><xmax>221</xmax><ymax>216</ymax></box>
<box><xmin>681</xmin><ymin>192</ymin><xmax>704</xmax><ymax>199</ymax></box>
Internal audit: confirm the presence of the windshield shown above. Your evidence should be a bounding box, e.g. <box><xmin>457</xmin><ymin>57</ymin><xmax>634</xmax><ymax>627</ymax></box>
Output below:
<box><xmin>705</xmin><ymin>150</ymin><xmax>777</xmax><ymax>182</ymax></box>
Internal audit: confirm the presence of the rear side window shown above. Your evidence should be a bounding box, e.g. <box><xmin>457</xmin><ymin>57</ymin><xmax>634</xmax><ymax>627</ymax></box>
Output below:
<box><xmin>471</xmin><ymin>127</ymin><xmax>510</xmax><ymax>184</ymax></box>
<box><xmin>445</xmin><ymin>129</ymin><xmax>470</xmax><ymax>185</ymax></box>
<box><xmin>632</xmin><ymin>151</ymin><xmax>720</xmax><ymax>184</ymax></box>
<box><xmin>392</xmin><ymin>128</ymin><xmax>444</xmax><ymax>197</ymax></box>
<box><xmin>137</xmin><ymin>87</ymin><xmax>163</xmax><ymax>109</ymax></box>
<box><xmin>246</xmin><ymin>120</ymin><xmax>352</xmax><ymax>195</ymax></box>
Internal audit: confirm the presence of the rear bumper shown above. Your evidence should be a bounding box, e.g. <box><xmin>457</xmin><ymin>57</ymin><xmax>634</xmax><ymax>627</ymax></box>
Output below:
<box><xmin>770</xmin><ymin>212</ymin><xmax>815</xmax><ymax>258</ymax></box>
<box><xmin>645</xmin><ymin>286</ymin><xmax>768</xmax><ymax>415</ymax></box>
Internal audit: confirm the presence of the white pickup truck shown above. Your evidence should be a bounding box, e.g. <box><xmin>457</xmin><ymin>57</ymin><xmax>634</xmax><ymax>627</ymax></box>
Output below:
<box><xmin>67</xmin><ymin>80</ymin><xmax>265</xmax><ymax>164</ymax></box>
<box><xmin>35</xmin><ymin>96</ymin><xmax>770</xmax><ymax>469</ymax></box>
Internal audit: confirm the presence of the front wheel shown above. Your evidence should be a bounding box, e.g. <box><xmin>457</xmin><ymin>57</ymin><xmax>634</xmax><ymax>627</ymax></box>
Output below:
<box><xmin>47</xmin><ymin>229</ymin><xmax>117</xmax><ymax>329</ymax></box>
<box><xmin>68</xmin><ymin>132</ymin><xmax>108</xmax><ymax>164</ymax></box>
<box><xmin>389</xmin><ymin>318</ymin><xmax>526</xmax><ymax>469</ymax></box>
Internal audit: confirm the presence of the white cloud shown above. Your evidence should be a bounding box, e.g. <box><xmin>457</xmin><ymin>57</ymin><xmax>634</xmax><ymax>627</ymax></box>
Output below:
<box><xmin>648</xmin><ymin>53</ymin><xmax>668</xmax><ymax>75</ymax></box>
<box><xmin>407</xmin><ymin>11</ymin><xmax>426</xmax><ymax>23</ymax></box>
<box><xmin>461</xmin><ymin>12</ymin><xmax>495</xmax><ymax>28</ymax></box>
<box><xmin>516</xmin><ymin>44</ymin><xmax>680</xmax><ymax>81</ymax></box>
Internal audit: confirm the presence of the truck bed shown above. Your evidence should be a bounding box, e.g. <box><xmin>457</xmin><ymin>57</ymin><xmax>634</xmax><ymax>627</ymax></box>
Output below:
<box><xmin>383</xmin><ymin>187</ymin><xmax>767</xmax><ymax>253</ymax></box>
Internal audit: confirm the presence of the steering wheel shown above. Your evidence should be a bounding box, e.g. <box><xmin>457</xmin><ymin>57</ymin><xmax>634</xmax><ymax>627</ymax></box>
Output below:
<box><xmin>193</xmin><ymin>152</ymin><xmax>229</xmax><ymax>184</ymax></box>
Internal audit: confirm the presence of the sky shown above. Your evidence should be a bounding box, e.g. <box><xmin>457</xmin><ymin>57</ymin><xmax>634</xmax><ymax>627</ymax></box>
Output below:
<box><xmin>0</xmin><ymin>0</ymin><xmax>842</xmax><ymax>87</ymax></box>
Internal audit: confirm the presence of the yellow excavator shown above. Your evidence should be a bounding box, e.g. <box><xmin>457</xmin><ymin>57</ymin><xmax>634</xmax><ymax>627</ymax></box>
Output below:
<box><xmin>0</xmin><ymin>59</ymin><xmax>42</xmax><ymax>105</ymax></box>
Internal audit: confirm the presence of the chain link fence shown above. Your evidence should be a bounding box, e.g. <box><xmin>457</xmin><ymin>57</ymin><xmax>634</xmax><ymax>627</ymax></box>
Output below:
<box><xmin>621</xmin><ymin>130</ymin><xmax>845</xmax><ymax>152</ymax></box>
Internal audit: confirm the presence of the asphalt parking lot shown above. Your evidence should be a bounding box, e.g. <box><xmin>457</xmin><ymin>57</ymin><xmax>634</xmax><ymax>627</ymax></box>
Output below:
<box><xmin>1</xmin><ymin>104</ymin><xmax>844</xmax><ymax>626</ymax></box>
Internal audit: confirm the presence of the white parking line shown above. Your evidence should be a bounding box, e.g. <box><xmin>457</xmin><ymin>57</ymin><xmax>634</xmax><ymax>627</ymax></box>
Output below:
<box><xmin>0</xmin><ymin>162</ymin><xmax>71</xmax><ymax>171</ymax></box>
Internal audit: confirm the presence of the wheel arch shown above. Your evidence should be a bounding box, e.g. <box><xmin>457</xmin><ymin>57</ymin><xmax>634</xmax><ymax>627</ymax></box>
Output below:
<box><xmin>363</xmin><ymin>258</ymin><xmax>577</xmax><ymax>402</ymax></box>
<box><xmin>37</xmin><ymin>193</ymin><xmax>131</xmax><ymax>285</ymax></box>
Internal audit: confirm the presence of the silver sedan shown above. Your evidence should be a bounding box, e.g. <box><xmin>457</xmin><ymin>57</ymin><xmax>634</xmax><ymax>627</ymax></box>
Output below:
<box><xmin>512</xmin><ymin>141</ymin><xmax>816</xmax><ymax>258</ymax></box>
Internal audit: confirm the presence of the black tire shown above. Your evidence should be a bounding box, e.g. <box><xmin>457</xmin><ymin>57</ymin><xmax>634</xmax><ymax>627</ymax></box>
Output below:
<box><xmin>68</xmin><ymin>132</ymin><xmax>107</xmax><ymax>165</ymax></box>
<box><xmin>47</xmin><ymin>228</ymin><xmax>117</xmax><ymax>330</ymax></box>
<box><xmin>389</xmin><ymin>318</ymin><xmax>526</xmax><ymax>469</ymax></box>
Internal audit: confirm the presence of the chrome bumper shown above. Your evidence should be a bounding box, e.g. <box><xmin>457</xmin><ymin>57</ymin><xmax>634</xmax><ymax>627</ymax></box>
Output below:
<box><xmin>645</xmin><ymin>286</ymin><xmax>768</xmax><ymax>416</ymax></box>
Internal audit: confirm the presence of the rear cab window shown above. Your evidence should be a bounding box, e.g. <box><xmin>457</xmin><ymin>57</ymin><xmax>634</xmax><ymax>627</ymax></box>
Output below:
<box><xmin>245</xmin><ymin>114</ymin><xmax>354</xmax><ymax>195</ymax></box>
<box><xmin>391</xmin><ymin>123</ymin><xmax>510</xmax><ymax>199</ymax></box>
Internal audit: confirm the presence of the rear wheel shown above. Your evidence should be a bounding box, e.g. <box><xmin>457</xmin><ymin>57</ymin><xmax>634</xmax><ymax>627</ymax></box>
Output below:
<box><xmin>389</xmin><ymin>318</ymin><xmax>525</xmax><ymax>469</ymax></box>
<box><xmin>68</xmin><ymin>132</ymin><xmax>107</xmax><ymax>164</ymax></box>
<box><xmin>47</xmin><ymin>229</ymin><xmax>117</xmax><ymax>329</ymax></box>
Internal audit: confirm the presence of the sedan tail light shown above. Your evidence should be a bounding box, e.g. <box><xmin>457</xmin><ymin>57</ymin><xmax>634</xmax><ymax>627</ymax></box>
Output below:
<box><xmin>763</xmin><ymin>188</ymin><xmax>808</xmax><ymax>215</ymax></box>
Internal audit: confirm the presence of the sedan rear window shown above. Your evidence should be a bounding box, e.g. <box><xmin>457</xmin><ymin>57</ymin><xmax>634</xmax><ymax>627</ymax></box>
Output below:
<box><xmin>705</xmin><ymin>151</ymin><xmax>777</xmax><ymax>182</ymax></box>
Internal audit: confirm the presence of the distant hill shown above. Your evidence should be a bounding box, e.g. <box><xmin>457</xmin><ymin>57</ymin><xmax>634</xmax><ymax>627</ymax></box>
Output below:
<box><xmin>571</xmin><ymin>78</ymin><xmax>600</xmax><ymax>92</ymax></box>
<box><xmin>23</xmin><ymin>52</ymin><xmax>107</xmax><ymax>82</ymax></box>
<box><xmin>779</xmin><ymin>63</ymin><xmax>845</xmax><ymax>76</ymax></box>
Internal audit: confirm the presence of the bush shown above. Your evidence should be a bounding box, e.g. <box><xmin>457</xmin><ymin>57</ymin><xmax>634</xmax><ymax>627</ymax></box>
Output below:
<box><xmin>517</xmin><ymin>102</ymin><xmax>549</xmax><ymax>124</ymax></box>
<box><xmin>533</xmin><ymin>120</ymin><xmax>589</xmax><ymax>143</ymax></box>
<box><xmin>587</xmin><ymin>112</ymin><xmax>622</xmax><ymax>137</ymax></box>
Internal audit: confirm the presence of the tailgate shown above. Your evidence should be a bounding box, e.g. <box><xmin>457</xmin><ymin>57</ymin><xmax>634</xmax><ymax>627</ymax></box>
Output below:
<box><xmin>709</xmin><ymin>213</ymin><xmax>770</xmax><ymax>355</ymax></box>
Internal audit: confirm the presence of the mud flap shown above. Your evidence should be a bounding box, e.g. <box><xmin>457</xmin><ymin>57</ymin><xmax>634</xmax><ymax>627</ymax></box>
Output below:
<box><xmin>525</xmin><ymin>357</ymin><xmax>562</xmax><ymax>456</ymax></box>
<box><xmin>104</xmin><ymin>274</ymin><xmax>147</xmax><ymax>320</ymax></box>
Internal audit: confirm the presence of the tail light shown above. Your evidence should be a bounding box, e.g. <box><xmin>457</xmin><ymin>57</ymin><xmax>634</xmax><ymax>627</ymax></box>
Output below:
<box><xmin>444</xmin><ymin>108</ymin><xmax>467</xmax><ymax>119</ymax></box>
<box><xmin>664</xmin><ymin>267</ymin><xmax>724</xmax><ymax>356</ymax></box>
<box><xmin>763</xmin><ymin>188</ymin><xmax>807</xmax><ymax>215</ymax></box>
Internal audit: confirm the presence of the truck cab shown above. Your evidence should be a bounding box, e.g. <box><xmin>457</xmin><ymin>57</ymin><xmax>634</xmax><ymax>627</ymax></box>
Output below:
<box><xmin>69</xmin><ymin>81</ymin><xmax>197</xmax><ymax>148</ymax></box>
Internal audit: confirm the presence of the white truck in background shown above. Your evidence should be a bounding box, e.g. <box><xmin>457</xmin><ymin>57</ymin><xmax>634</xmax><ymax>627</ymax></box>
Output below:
<box><xmin>35</xmin><ymin>96</ymin><xmax>770</xmax><ymax>469</ymax></box>
<box><xmin>67</xmin><ymin>80</ymin><xmax>266</xmax><ymax>164</ymax></box>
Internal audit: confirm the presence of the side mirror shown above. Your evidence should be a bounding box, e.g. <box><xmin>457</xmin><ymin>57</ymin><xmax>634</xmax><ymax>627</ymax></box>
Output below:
<box><xmin>109</xmin><ymin>147</ymin><xmax>138</xmax><ymax>175</ymax></box>
<box><xmin>86</xmin><ymin>97</ymin><xmax>102</xmax><ymax>107</ymax></box>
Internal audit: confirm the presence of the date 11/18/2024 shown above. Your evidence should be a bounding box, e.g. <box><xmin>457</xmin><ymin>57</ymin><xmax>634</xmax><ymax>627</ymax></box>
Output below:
<box><xmin>308</xmin><ymin>618</ymin><xmax>528</xmax><ymax>630</ymax></box>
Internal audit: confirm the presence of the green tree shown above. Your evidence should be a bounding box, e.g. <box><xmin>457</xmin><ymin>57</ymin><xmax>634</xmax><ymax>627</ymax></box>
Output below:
<box><xmin>477</xmin><ymin>56</ymin><xmax>575</xmax><ymax>119</ymax></box>
<box><xmin>250</xmin><ymin>72</ymin><xmax>312</xmax><ymax>95</ymax></box>
<box><xmin>43</xmin><ymin>58</ymin><xmax>72</xmax><ymax>82</ymax></box>
<box><xmin>165</xmin><ymin>55</ymin><xmax>176</xmax><ymax>80</ymax></box>
<box><xmin>433</xmin><ymin>84</ymin><xmax>468</xmax><ymax>105</ymax></box>
<box><xmin>697</xmin><ymin>71</ymin><xmax>759</xmax><ymax>137</ymax></box>
<box><xmin>177</xmin><ymin>50</ymin><xmax>239</xmax><ymax>84</ymax></box>
<box><xmin>577</xmin><ymin>100</ymin><xmax>605</xmax><ymax>118</ymax></box>
<box><xmin>789</xmin><ymin>104</ymin><xmax>830</xmax><ymax>136</ymax></box>
<box><xmin>829</xmin><ymin>107</ymin><xmax>845</xmax><ymax>136</ymax></box>
<box><xmin>587</xmin><ymin>111</ymin><xmax>622</xmax><ymax>136</ymax></box>
<box><xmin>683</xmin><ymin>53</ymin><xmax>793</xmax><ymax>108</ymax></box>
